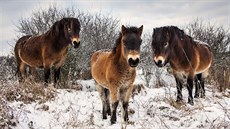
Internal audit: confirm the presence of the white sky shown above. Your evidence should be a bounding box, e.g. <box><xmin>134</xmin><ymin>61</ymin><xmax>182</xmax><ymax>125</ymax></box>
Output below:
<box><xmin>0</xmin><ymin>0</ymin><xmax>229</xmax><ymax>56</ymax></box>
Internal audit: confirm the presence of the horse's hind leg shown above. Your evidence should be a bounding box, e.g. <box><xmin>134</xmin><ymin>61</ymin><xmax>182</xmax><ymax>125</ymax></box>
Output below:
<box><xmin>200</xmin><ymin>73</ymin><xmax>206</xmax><ymax>98</ymax></box>
<box><xmin>54</xmin><ymin>67</ymin><xmax>61</xmax><ymax>87</ymax></box>
<box><xmin>96</xmin><ymin>85</ymin><xmax>110</xmax><ymax>119</ymax></box>
<box><xmin>44</xmin><ymin>68</ymin><xmax>50</xmax><ymax>86</ymax></box>
<box><xmin>104</xmin><ymin>88</ymin><xmax>111</xmax><ymax>116</ymax></box>
<box><xmin>19</xmin><ymin>62</ymin><xmax>26</xmax><ymax>83</ymax></box>
<box><xmin>194</xmin><ymin>74</ymin><xmax>202</xmax><ymax>98</ymax></box>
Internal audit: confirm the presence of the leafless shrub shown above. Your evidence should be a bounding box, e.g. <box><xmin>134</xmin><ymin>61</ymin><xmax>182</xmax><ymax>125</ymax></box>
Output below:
<box><xmin>0</xmin><ymin>98</ymin><xmax>18</xmax><ymax>128</ymax></box>
<box><xmin>1</xmin><ymin>81</ymin><xmax>56</xmax><ymax>104</ymax></box>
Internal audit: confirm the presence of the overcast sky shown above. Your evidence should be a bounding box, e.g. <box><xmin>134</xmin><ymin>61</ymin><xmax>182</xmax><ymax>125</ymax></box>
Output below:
<box><xmin>0</xmin><ymin>0</ymin><xmax>229</xmax><ymax>56</ymax></box>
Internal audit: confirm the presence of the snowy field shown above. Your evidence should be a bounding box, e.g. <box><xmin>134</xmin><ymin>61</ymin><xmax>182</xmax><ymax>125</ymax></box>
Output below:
<box><xmin>8</xmin><ymin>78</ymin><xmax>230</xmax><ymax>129</ymax></box>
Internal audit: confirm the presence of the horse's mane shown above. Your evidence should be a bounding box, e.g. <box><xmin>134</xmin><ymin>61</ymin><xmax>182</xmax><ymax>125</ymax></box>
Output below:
<box><xmin>167</xmin><ymin>26</ymin><xmax>193</xmax><ymax>43</ymax></box>
<box><xmin>45</xmin><ymin>20</ymin><xmax>60</xmax><ymax>37</ymax></box>
<box><xmin>112</xmin><ymin>26</ymin><xmax>140</xmax><ymax>53</ymax></box>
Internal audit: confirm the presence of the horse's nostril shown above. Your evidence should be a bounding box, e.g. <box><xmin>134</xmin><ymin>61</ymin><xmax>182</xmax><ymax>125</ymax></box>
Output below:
<box><xmin>155</xmin><ymin>60</ymin><xmax>164</xmax><ymax>67</ymax></box>
<box><xmin>157</xmin><ymin>60</ymin><xmax>162</xmax><ymax>65</ymax></box>
<box><xmin>135</xmin><ymin>58</ymin><xmax>140</xmax><ymax>64</ymax></box>
<box><xmin>128</xmin><ymin>58</ymin><xmax>140</xmax><ymax>67</ymax></box>
<box><xmin>72</xmin><ymin>41</ymin><xmax>80</xmax><ymax>48</ymax></box>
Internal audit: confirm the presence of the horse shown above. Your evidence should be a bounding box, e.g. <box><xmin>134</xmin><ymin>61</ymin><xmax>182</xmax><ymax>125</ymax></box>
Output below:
<box><xmin>151</xmin><ymin>26</ymin><xmax>212</xmax><ymax>105</ymax></box>
<box><xmin>91</xmin><ymin>25</ymin><xmax>143</xmax><ymax>124</ymax></box>
<box><xmin>14</xmin><ymin>17</ymin><xmax>81</xmax><ymax>86</ymax></box>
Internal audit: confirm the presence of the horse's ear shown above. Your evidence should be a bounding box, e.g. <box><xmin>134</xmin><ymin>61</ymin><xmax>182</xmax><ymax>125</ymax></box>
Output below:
<box><xmin>121</xmin><ymin>25</ymin><xmax>127</xmax><ymax>35</ymax></box>
<box><xmin>179</xmin><ymin>30</ymin><xmax>184</xmax><ymax>40</ymax></box>
<box><xmin>53</xmin><ymin>21</ymin><xmax>60</xmax><ymax>36</ymax></box>
<box><xmin>165</xmin><ymin>27</ymin><xmax>170</xmax><ymax>38</ymax></box>
<box><xmin>138</xmin><ymin>25</ymin><xmax>143</xmax><ymax>36</ymax></box>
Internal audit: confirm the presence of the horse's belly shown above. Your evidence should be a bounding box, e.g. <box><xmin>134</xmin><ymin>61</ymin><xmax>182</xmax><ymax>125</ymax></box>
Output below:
<box><xmin>19</xmin><ymin>49</ymin><xmax>43</xmax><ymax>67</ymax></box>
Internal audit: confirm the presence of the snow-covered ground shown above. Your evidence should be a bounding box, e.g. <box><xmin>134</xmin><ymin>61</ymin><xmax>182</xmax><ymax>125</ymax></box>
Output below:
<box><xmin>8</xmin><ymin>78</ymin><xmax>230</xmax><ymax>129</ymax></box>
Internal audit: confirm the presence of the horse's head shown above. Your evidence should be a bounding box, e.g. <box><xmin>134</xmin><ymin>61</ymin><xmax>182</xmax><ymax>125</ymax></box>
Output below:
<box><xmin>151</xmin><ymin>27</ymin><xmax>171</xmax><ymax>67</ymax></box>
<box><xmin>57</xmin><ymin>17</ymin><xmax>81</xmax><ymax>48</ymax></box>
<box><xmin>120</xmin><ymin>25</ymin><xmax>143</xmax><ymax>67</ymax></box>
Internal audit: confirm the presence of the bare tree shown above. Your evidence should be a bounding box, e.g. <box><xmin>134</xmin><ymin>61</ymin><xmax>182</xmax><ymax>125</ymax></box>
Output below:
<box><xmin>184</xmin><ymin>18</ymin><xmax>230</xmax><ymax>57</ymax></box>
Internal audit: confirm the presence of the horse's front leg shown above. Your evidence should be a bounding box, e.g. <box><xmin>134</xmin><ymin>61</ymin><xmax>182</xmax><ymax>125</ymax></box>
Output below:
<box><xmin>54</xmin><ymin>67</ymin><xmax>61</xmax><ymax>87</ymax></box>
<box><xmin>175</xmin><ymin>76</ymin><xmax>183</xmax><ymax>103</ymax></box>
<box><xmin>44</xmin><ymin>68</ymin><xmax>50</xmax><ymax>86</ymax></box>
<box><xmin>96</xmin><ymin>85</ymin><xmax>111</xmax><ymax>119</ymax></box>
<box><xmin>187</xmin><ymin>76</ymin><xmax>194</xmax><ymax>105</ymax></box>
<box><xmin>109</xmin><ymin>85</ymin><xmax>119</xmax><ymax>124</ymax></box>
<box><xmin>120</xmin><ymin>85</ymin><xmax>133</xmax><ymax>122</ymax></box>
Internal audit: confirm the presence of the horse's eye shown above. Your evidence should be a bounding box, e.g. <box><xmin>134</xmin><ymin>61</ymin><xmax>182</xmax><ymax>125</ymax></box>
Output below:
<box><xmin>164</xmin><ymin>42</ymin><xmax>169</xmax><ymax>47</ymax></box>
<box><xmin>67</xmin><ymin>28</ymin><xmax>71</xmax><ymax>32</ymax></box>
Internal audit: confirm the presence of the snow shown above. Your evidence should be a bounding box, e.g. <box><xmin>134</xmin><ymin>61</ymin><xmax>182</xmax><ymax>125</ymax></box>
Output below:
<box><xmin>8</xmin><ymin>77</ymin><xmax>230</xmax><ymax>129</ymax></box>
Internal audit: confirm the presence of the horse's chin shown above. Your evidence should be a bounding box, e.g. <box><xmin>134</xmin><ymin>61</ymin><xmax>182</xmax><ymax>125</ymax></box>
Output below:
<box><xmin>130</xmin><ymin>65</ymin><xmax>138</xmax><ymax>68</ymax></box>
<box><xmin>155</xmin><ymin>62</ymin><xmax>166</xmax><ymax>67</ymax></box>
<box><xmin>73</xmin><ymin>43</ymin><xmax>80</xmax><ymax>48</ymax></box>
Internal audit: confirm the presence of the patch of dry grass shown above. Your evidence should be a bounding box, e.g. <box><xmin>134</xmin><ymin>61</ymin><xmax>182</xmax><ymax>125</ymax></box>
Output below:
<box><xmin>0</xmin><ymin>80</ymin><xmax>57</xmax><ymax>128</ymax></box>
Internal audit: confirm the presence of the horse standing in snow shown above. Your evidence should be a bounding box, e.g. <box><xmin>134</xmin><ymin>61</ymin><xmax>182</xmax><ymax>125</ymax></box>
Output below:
<box><xmin>151</xmin><ymin>26</ymin><xmax>212</xmax><ymax>105</ymax></box>
<box><xmin>91</xmin><ymin>25</ymin><xmax>143</xmax><ymax>124</ymax></box>
<box><xmin>14</xmin><ymin>18</ymin><xmax>81</xmax><ymax>86</ymax></box>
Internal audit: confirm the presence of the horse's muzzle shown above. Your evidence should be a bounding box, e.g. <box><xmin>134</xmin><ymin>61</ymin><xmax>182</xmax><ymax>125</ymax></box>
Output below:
<box><xmin>72</xmin><ymin>41</ymin><xmax>80</xmax><ymax>48</ymax></box>
<box><xmin>154</xmin><ymin>60</ymin><xmax>165</xmax><ymax>67</ymax></box>
<box><xmin>71</xmin><ymin>37</ymin><xmax>80</xmax><ymax>48</ymax></box>
<box><xmin>128</xmin><ymin>58</ymin><xmax>140</xmax><ymax>67</ymax></box>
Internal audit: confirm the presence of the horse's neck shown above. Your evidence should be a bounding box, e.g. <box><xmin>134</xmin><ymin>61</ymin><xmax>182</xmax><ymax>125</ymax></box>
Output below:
<box><xmin>170</xmin><ymin>38</ymin><xmax>195</xmax><ymax>67</ymax></box>
<box><xmin>45</xmin><ymin>32</ymin><xmax>69</xmax><ymax>52</ymax></box>
<box><xmin>113</xmin><ymin>43</ymin><xmax>132</xmax><ymax>72</ymax></box>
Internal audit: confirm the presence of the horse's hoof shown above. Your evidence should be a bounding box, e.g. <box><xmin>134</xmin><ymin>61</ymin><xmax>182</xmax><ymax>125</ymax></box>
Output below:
<box><xmin>124</xmin><ymin>117</ymin><xmax>129</xmax><ymax>122</ymax></box>
<box><xmin>111</xmin><ymin>120</ymin><xmax>116</xmax><ymax>125</ymax></box>
<box><xmin>107</xmin><ymin>111</ymin><xmax>111</xmax><ymax>116</ymax></box>
<box><xmin>200</xmin><ymin>94</ymin><xmax>205</xmax><ymax>98</ymax></box>
<box><xmin>194</xmin><ymin>94</ymin><xmax>199</xmax><ymax>98</ymax></box>
<box><xmin>176</xmin><ymin>98</ymin><xmax>183</xmax><ymax>103</ymax></box>
<box><xmin>102</xmin><ymin>116</ymin><xmax>107</xmax><ymax>119</ymax></box>
<box><xmin>188</xmin><ymin>100</ymin><xmax>194</xmax><ymax>105</ymax></box>
<box><xmin>44</xmin><ymin>83</ymin><xmax>48</xmax><ymax>87</ymax></box>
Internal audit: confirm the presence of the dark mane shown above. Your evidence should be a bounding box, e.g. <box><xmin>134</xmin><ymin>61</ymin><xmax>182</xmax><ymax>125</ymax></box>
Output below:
<box><xmin>45</xmin><ymin>20</ymin><xmax>60</xmax><ymax>37</ymax></box>
<box><xmin>112</xmin><ymin>26</ymin><xmax>140</xmax><ymax>53</ymax></box>
<box><xmin>168</xmin><ymin>26</ymin><xmax>193</xmax><ymax>42</ymax></box>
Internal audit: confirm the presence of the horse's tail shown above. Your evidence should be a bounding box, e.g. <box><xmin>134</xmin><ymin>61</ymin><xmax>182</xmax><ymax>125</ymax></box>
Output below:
<box><xmin>14</xmin><ymin>35</ymin><xmax>32</xmax><ymax>76</ymax></box>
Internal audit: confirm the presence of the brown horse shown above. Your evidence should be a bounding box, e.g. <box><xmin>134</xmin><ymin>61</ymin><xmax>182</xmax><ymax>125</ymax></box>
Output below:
<box><xmin>91</xmin><ymin>25</ymin><xmax>143</xmax><ymax>124</ymax></box>
<box><xmin>151</xmin><ymin>26</ymin><xmax>212</xmax><ymax>105</ymax></box>
<box><xmin>14</xmin><ymin>17</ymin><xmax>81</xmax><ymax>86</ymax></box>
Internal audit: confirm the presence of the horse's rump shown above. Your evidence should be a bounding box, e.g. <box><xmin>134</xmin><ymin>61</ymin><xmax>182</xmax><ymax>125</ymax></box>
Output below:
<box><xmin>193</xmin><ymin>41</ymin><xmax>212</xmax><ymax>74</ymax></box>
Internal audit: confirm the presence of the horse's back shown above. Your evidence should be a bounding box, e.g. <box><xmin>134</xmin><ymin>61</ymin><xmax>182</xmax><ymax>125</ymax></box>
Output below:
<box><xmin>91</xmin><ymin>49</ymin><xmax>111</xmax><ymax>67</ymax></box>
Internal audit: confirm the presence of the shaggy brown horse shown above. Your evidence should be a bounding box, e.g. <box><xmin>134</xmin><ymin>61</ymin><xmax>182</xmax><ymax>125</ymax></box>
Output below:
<box><xmin>14</xmin><ymin>17</ymin><xmax>81</xmax><ymax>86</ymax></box>
<box><xmin>91</xmin><ymin>25</ymin><xmax>143</xmax><ymax>124</ymax></box>
<box><xmin>151</xmin><ymin>26</ymin><xmax>212</xmax><ymax>105</ymax></box>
